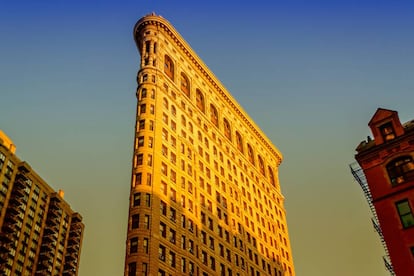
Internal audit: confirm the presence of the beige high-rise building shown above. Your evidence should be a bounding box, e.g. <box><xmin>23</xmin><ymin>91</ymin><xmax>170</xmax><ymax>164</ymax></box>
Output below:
<box><xmin>125</xmin><ymin>14</ymin><xmax>295</xmax><ymax>276</ymax></box>
<box><xmin>0</xmin><ymin>130</ymin><xmax>84</xmax><ymax>276</ymax></box>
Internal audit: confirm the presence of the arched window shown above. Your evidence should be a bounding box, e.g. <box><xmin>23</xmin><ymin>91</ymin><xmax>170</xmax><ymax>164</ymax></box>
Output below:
<box><xmin>247</xmin><ymin>144</ymin><xmax>255</xmax><ymax>165</ymax></box>
<box><xmin>236</xmin><ymin>132</ymin><xmax>243</xmax><ymax>153</ymax></box>
<box><xmin>258</xmin><ymin>155</ymin><xmax>265</xmax><ymax>176</ymax></box>
<box><xmin>163</xmin><ymin>98</ymin><xmax>169</xmax><ymax>110</ymax></box>
<box><xmin>387</xmin><ymin>156</ymin><xmax>414</xmax><ymax>186</ymax></box>
<box><xmin>181</xmin><ymin>115</ymin><xmax>187</xmax><ymax>127</ymax></box>
<box><xmin>210</xmin><ymin>104</ymin><xmax>218</xmax><ymax>127</ymax></box>
<box><xmin>268</xmin><ymin>166</ymin><xmax>276</xmax><ymax>187</ymax></box>
<box><xmin>188</xmin><ymin>122</ymin><xmax>193</xmax><ymax>133</ymax></box>
<box><xmin>164</xmin><ymin>55</ymin><xmax>174</xmax><ymax>80</ymax></box>
<box><xmin>223</xmin><ymin>118</ymin><xmax>232</xmax><ymax>141</ymax></box>
<box><xmin>196</xmin><ymin>89</ymin><xmax>205</xmax><ymax>113</ymax></box>
<box><xmin>171</xmin><ymin>105</ymin><xmax>176</xmax><ymax>116</ymax></box>
<box><xmin>180</xmin><ymin>73</ymin><xmax>190</xmax><ymax>97</ymax></box>
<box><xmin>140</xmin><ymin>89</ymin><xmax>147</xmax><ymax>100</ymax></box>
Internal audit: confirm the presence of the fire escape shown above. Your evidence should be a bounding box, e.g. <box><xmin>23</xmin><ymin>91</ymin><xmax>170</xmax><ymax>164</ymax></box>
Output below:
<box><xmin>36</xmin><ymin>195</ymin><xmax>62</xmax><ymax>275</ymax></box>
<box><xmin>63</xmin><ymin>213</ymin><xmax>83</xmax><ymax>276</ymax></box>
<box><xmin>0</xmin><ymin>165</ymin><xmax>28</xmax><ymax>275</ymax></box>
<box><xmin>350</xmin><ymin>162</ymin><xmax>395</xmax><ymax>276</ymax></box>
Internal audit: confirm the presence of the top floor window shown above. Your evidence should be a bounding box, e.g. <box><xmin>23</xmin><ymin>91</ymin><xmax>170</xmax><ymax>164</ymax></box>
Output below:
<box><xmin>164</xmin><ymin>55</ymin><xmax>174</xmax><ymax>80</ymax></box>
<box><xmin>247</xmin><ymin>144</ymin><xmax>255</xmax><ymax>165</ymax></box>
<box><xmin>180</xmin><ymin>73</ymin><xmax>190</xmax><ymax>97</ymax></box>
<box><xmin>196</xmin><ymin>89</ymin><xmax>205</xmax><ymax>113</ymax></box>
<box><xmin>268</xmin><ymin>166</ymin><xmax>276</xmax><ymax>187</ymax></box>
<box><xmin>223</xmin><ymin>119</ymin><xmax>231</xmax><ymax>141</ymax></box>
<box><xmin>379</xmin><ymin>122</ymin><xmax>395</xmax><ymax>142</ymax></box>
<box><xmin>387</xmin><ymin>156</ymin><xmax>414</xmax><ymax>186</ymax></box>
<box><xmin>258</xmin><ymin>155</ymin><xmax>265</xmax><ymax>176</ymax></box>
<box><xmin>210</xmin><ymin>104</ymin><xmax>218</xmax><ymax>127</ymax></box>
<box><xmin>236</xmin><ymin>132</ymin><xmax>243</xmax><ymax>154</ymax></box>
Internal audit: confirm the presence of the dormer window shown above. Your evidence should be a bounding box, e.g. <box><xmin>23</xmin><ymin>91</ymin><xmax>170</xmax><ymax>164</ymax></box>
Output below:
<box><xmin>379</xmin><ymin>122</ymin><xmax>395</xmax><ymax>142</ymax></box>
<box><xmin>387</xmin><ymin>156</ymin><xmax>414</xmax><ymax>186</ymax></box>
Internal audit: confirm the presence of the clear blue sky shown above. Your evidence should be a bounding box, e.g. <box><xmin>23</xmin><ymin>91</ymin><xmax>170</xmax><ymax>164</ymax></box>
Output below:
<box><xmin>1</xmin><ymin>1</ymin><xmax>414</xmax><ymax>275</ymax></box>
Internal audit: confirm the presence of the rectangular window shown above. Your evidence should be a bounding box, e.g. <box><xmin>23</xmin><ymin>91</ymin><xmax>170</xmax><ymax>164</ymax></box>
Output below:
<box><xmin>145</xmin><ymin>193</ymin><xmax>151</xmax><ymax>207</ymax></box>
<box><xmin>130</xmin><ymin>237</ymin><xmax>138</xmax><ymax>253</ymax></box>
<box><xmin>143</xmin><ymin>238</ymin><xmax>149</xmax><ymax>254</ymax></box>
<box><xmin>135</xmin><ymin>173</ymin><xmax>142</xmax><ymax>185</ymax></box>
<box><xmin>133</xmin><ymin>193</ymin><xmax>141</xmax><ymax>206</ymax></box>
<box><xmin>396</xmin><ymin>199</ymin><xmax>414</xmax><ymax>228</ymax></box>
<box><xmin>131</xmin><ymin>214</ymin><xmax>139</xmax><ymax>229</ymax></box>
<box><xmin>137</xmin><ymin>154</ymin><xmax>143</xmax><ymax>166</ymax></box>
<box><xmin>380</xmin><ymin>122</ymin><xmax>396</xmax><ymax>141</ymax></box>
<box><xmin>144</xmin><ymin>215</ymin><xmax>150</xmax><ymax>229</ymax></box>
<box><xmin>128</xmin><ymin>262</ymin><xmax>137</xmax><ymax>276</ymax></box>
<box><xmin>138</xmin><ymin>136</ymin><xmax>144</xmax><ymax>147</ymax></box>
<box><xmin>139</xmin><ymin>119</ymin><xmax>145</xmax><ymax>130</ymax></box>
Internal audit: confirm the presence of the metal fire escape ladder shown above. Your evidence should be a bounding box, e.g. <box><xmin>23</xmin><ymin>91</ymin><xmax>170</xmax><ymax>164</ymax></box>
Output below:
<box><xmin>349</xmin><ymin>162</ymin><xmax>395</xmax><ymax>276</ymax></box>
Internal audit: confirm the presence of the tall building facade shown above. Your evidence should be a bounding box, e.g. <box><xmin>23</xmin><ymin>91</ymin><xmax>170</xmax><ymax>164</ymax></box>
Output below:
<box><xmin>353</xmin><ymin>108</ymin><xmax>414</xmax><ymax>276</ymax></box>
<box><xmin>0</xmin><ymin>130</ymin><xmax>84</xmax><ymax>276</ymax></box>
<box><xmin>125</xmin><ymin>14</ymin><xmax>295</xmax><ymax>276</ymax></box>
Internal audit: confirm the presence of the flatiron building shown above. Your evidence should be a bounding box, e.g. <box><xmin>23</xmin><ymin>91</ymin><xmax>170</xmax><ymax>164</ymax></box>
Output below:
<box><xmin>125</xmin><ymin>14</ymin><xmax>295</xmax><ymax>276</ymax></box>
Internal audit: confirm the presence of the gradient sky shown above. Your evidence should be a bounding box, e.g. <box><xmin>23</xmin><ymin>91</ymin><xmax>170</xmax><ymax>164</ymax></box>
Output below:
<box><xmin>1</xmin><ymin>1</ymin><xmax>414</xmax><ymax>275</ymax></box>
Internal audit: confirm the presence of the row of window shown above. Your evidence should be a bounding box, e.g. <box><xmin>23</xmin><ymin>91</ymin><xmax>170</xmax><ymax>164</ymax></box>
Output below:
<box><xmin>160</xmin><ymin>92</ymin><xmax>278</xmax><ymax>187</ymax></box>
<box><xmin>138</xmin><ymin>71</ymin><xmax>279</xmax><ymax>189</ymax></box>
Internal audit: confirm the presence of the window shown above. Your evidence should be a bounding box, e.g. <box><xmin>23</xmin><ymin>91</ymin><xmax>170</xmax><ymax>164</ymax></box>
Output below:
<box><xmin>133</xmin><ymin>193</ymin><xmax>141</xmax><ymax>206</ymax></box>
<box><xmin>396</xmin><ymin>199</ymin><xmax>414</xmax><ymax>228</ymax></box>
<box><xmin>145</xmin><ymin>193</ymin><xmax>151</xmax><ymax>207</ymax></box>
<box><xmin>131</xmin><ymin>214</ymin><xmax>139</xmax><ymax>229</ymax></box>
<box><xmin>144</xmin><ymin>215</ymin><xmax>150</xmax><ymax>229</ymax></box>
<box><xmin>136</xmin><ymin>154</ymin><xmax>143</xmax><ymax>166</ymax></box>
<box><xmin>143</xmin><ymin>238</ymin><xmax>149</xmax><ymax>253</ymax></box>
<box><xmin>181</xmin><ymin>73</ymin><xmax>190</xmax><ymax>97</ymax></box>
<box><xmin>169</xmin><ymin>229</ymin><xmax>176</xmax><ymax>243</ymax></box>
<box><xmin>130</xmin><ymin>237</ymin><xmax>138</xmax><ymax>253</ymax></box>
<box><xmin>223</xmin><ymin>118</ymin><xmax>232</xmax><ymax>141</ymax></box>
<box><xmin>128</xmin><ymin>262</ymin><xmax>137</xmax><ymax>276</ymax></box>
<box><xmin>140</xmin><ymin>88</ymin><xmax>147</xmax><ymax>99</ymax></box>
<box><xmin>161</xmin><ymin>200</ymin><xmax>167</xmax><ymax>215</ymax></box>
<box><xmin>139</xmin><ymin>119</ymin><xmax>145</xmax><ymax>130</ymax></box>
<box><xmin>210</xmin><ymin>104</ymin><xmax>218</xmax><ymax>126</ymax></box>
<box><xmin>236</xmin><ymin>132</ymin><xmax>243</xmax><ymax>153</ymax></box>
<box><xmin>135</xmin><ymin>173</ymin><xmax>142</xmax><ymax>185</ymax></box>
<box><xmin>268</xmin><ymin>166</ymin><xmax>276</xmax><ymax>187</ymax></box>
<box><xmin>160</xmin><ymin>222</ymin><xmax>167</xmax><ymax>237</ymax></box>
<box><xmin>196</xmin><ymin>89</ymin><xmax>205</xmax><ymax>113</ymax></box>
<box><xmin>379</xmin><ymin>122</ymin><xmax>396</xmax><ymax>141</ymax></box>
<box><xmin>159</xmin><ymin>245</ymin><xmax>166</xmax><ymax>261</ymax></box>
<box><xmin>138</xmin><ymin>136</ymin><xmax>144</xmax><ymax>147</ymax></box>
<box><xmin>169</xmin><ymin>251</ymin><xmax>176</xmax><ymax>267</ymax></box>
<box><xmin>258</xmin><ymin>155</ymin><xmax>265</xmax><ymax>176</ymax></box>
<box><xmin>164</xmin><ymin>55</ymin><xmax>174</xmax><ymax>80</ymax></box>
<box><xmin>181</xmin><ymin>257</ymin><xmax>186</xmax><ymax>273</ymax></box>
<box><xmin>247</xmin><ymin>144</ymin><xmax>255</xmax><ymax>165</ymax></box>
<box><xmin>387</xmin><ymin>156</ymin><xmax>414</xmax><ymax>185</ymax></box>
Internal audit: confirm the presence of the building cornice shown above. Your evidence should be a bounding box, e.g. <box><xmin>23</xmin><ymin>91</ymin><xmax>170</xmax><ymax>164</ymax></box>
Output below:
<box><xmin>134</xmin><ymin>14</ymin><xmax>283</xmax><ymax>166</ymax></box>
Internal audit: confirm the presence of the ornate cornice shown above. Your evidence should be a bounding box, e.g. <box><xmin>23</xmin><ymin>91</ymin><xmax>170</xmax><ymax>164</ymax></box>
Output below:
<box><xmin>134</xmin><ymin>14</ymin><xmax>283</xmax><ymax>166</ymax></box>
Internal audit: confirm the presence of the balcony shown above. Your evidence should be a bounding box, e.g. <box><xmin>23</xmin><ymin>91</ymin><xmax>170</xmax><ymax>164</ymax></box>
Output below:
<box><xmin>4</xmin><ymin>213</ymin><xmax>19</xmax><ymax>225</ymax></box>
<box><xmin>40</xmin><ymin>251</ymin><xmax>54</xmax><ymax>260</ymax></box>
<box><xmin>65</xmin><ymin>252</ymin><xmax>77</xmax><ymax>261</ymax></box>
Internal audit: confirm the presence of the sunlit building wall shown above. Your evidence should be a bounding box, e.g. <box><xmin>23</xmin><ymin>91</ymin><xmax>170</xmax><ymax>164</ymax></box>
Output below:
<box><xmin>125</xmin><ymin>14</ymin><xmax>295</xmax><ymax>276</ymax></box>
<box><xmin>0</xmin><ymin>130</ymin><xmax>84</xmax><ymax>276</ymax></box>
